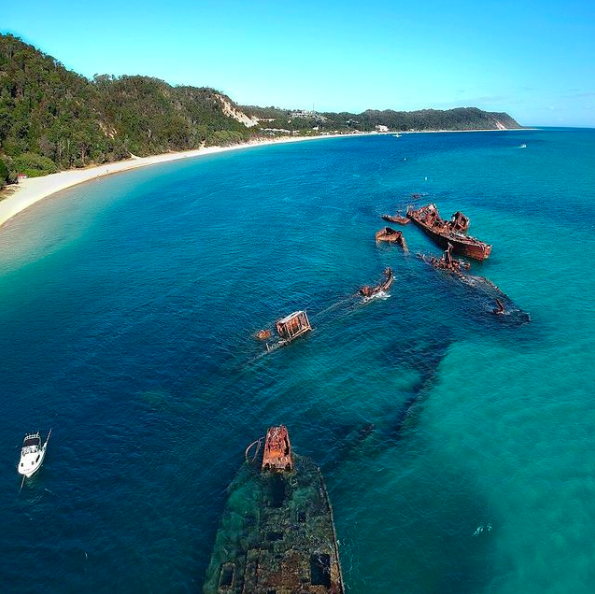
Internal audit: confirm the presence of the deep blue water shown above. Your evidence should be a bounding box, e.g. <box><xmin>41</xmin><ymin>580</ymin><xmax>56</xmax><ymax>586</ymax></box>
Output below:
<box><xmin>1</xmin><ymin>129</ymin><xmax>594</xmax><ymax>593</ymax></box>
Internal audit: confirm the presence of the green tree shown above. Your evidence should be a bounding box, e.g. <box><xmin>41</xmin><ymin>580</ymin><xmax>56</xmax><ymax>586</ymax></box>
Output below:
<box><xmin>0</xmin><ymin>157</ymin><xmax>8</xmax><ymax>189</ymax></box>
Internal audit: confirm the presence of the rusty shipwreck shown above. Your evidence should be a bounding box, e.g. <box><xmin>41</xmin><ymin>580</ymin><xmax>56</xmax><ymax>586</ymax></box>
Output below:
<box><xmin>203</xmin><ymin>426</ymin><xmax>345</xmax><ymax>594</ymax></box>
<box><xmin>360</xmin><ymin>267</ymin><xmax>394</xmax><ymax>298</ymax></box>
<box><xmin>407</xmin><ymin>204</ymin><xmax>491</xmax><ymax>261</ymax></box>
<box><xmin>381</xmin><ymin>212</ymin><xmax>410</xmax><ymax>225</ymax></box>
<box><xmin>375</xmin><ymin>226</ymin><xmax>408</xmax><ymax>249</ymax></box>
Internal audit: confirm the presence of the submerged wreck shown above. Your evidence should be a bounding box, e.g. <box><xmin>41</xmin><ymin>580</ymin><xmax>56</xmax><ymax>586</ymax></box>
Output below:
<box><xmin>407</xmin><ymin>204</ymin><xmax>491</xmax><ymax>261</ymax></box>
<box><xmin>360</xmin><ymin>267</ymin><xmax>394</xmax><ymax>298</ymax></box>
<box><xmin>420</xmin><ymin>246</ymin><xmax>531</xmax><ymax>323</ymax></box>
<box><xmin>375</xmin><ymin>226</ymin><xmax>408</xmax><ymax>249</ymax></box>
<box><xmin>203</xmin><ymin>426</ymin><xmax>345</xmax><ymax>594</ymax></box>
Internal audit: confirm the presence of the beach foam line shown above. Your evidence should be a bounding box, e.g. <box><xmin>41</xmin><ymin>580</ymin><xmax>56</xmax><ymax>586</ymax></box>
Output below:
<box><xmin>0</xmin><ymin>134</ymin><xmax>353</xmax><ymax>230</ymax></box>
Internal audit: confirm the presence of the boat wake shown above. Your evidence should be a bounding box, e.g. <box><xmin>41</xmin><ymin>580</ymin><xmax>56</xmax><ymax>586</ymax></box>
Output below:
<box><xmin>362</xmin><ymin>290</ymin><xmax>390</xmax><ymax>303</ymax></box>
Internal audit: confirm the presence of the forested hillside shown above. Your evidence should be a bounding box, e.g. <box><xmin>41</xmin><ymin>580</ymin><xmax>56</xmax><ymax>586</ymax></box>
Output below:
<box><xmin>0</xmin><ymin>34</ymin><xmax>255</xmax><ymax>184</ymax></box>
<box><xmin>0</xmin><ymin>33</ymin><xmax>522</xmax><ymax>187</ymax></box>
<box><xmin>241</xmin><ymin>106</ymin><xmax>520</xmax><ymax>133</ymax></box>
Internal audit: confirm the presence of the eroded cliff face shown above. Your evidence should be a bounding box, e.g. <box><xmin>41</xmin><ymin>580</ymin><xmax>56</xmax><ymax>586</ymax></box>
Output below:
<box><xmin>216</xmin><ymin>94</ymin><xmax>259</xmax><ymax>128</ymax></box>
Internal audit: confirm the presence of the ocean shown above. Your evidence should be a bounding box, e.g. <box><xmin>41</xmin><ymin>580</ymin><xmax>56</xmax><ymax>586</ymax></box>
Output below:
<box><xmin>0</xmin><ymin>129</ymin><xmax>594</xmax><ymax>593</ymax></box>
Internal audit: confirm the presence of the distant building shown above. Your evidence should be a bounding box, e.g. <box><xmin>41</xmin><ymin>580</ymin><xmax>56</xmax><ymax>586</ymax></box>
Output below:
<box><xmin>375</xmin><ymin>125</ymin><xmax>389</xmax><ymax>132</ymax></box>
<box><xmin>291</xmin><ymin>110</ymin><xmax>316</xmax><ymax>119</ymax></box>
<box><xmin>261</xmin><ymin>128</ymin><xmax>292</xmax><ymax>135</ymax></box>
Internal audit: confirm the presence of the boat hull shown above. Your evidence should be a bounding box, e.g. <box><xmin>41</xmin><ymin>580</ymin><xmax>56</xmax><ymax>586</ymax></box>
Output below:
<box><xmin>375</xmin><ymin>227</ymin><xmax>408</xmax><ymax>249</ymax></box>
<box><xmin>381</xmin><ymin>215</ymin><xmax>410</xmax><ymax>225</ymax></box>
<box><xmin>18</xmin><ymin>445</ymin><xmax>46</xmax><ymax>478</ymax></box>
<box><xmin>408</xmin><ymin>216</ymin><xmax>491</xmax><ymax>261</ymax></box>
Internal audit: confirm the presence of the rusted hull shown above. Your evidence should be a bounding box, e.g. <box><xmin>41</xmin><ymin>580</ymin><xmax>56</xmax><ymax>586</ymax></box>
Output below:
<box><xmin>408</xmin><ymin>216</ymin><xmax>491</xmax><ymax>261</ymax></box>
<box><xmin>381</xmin><ymin>214</ymin><xmax>410</xmax><ymax>225</ymax></box>
<box><xmin>360</xmin><ymin>268</ymin><xmax>394</xmax><ymax>297</ymax></box>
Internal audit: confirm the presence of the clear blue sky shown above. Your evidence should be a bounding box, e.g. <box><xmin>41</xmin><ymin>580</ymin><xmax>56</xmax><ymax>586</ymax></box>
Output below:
<box><xmin>3</xmin><ymin>0</ymin><xmax>595</xmax><ymax>126</ymax></box>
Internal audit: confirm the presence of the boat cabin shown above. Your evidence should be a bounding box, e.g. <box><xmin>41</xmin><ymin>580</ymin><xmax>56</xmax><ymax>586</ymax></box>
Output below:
<box><xmin>262</xmin><ymin>426</ymin><xmax>294</xmax><ymax>473</ymax></box>
<box><xmin>22</xmin><ymin>434</ymin><xmax>41</xmax><ymax>453</ymax></box>
<box><xmin>18</xmin><ymin>432</ymin><xmax>46</xmax><ymax>478</ymax></box>
<box><xmin>275</xmin><ymin>310</ymin><xmax>311</xmax><ymax>343</ymax></box>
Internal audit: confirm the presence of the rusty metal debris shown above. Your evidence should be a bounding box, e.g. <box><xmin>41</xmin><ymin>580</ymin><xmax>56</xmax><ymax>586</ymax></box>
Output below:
<box><xmin>493</xmin><ymin>298</ymin><xmax>506</xmax><ymax>315</ymax></box>
<box><xmin>255</xmin><ymin>329</ymin><xmax>272</xmax><ymax>341</ymax></box>
<box><xmin>375</xmin><ymin>226</ymin><xmax>408</xmax><ymax>250</ymax></box>
<box><xmin>359</xmin><ymin>267</ymin><xmax>394</xmax><ymax>298</ymax></box>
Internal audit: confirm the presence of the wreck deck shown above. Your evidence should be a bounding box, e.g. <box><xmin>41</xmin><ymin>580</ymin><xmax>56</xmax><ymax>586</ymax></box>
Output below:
<box><xmin>203</xmin><ymin>455</ymin><xmax>344</xmax><ymax>594</ymax></box>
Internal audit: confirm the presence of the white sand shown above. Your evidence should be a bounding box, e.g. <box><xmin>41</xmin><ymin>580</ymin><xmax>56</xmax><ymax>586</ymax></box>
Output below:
<box><xmin>0</xmin><ymin>134</ymin><xmax>351</xmax><ymax>230</ymax></box>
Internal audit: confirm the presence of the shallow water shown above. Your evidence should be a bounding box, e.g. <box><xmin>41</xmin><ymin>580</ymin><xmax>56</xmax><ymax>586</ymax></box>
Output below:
<box><xmin>0</xmin><ymin>129</ymin><xmax>594</xmax><ymax>593</ymax></box>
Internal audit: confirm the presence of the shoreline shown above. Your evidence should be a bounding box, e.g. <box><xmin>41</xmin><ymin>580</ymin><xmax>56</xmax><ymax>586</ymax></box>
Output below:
<box><xmin>402</xmin><ymin>127</ymin><xmax>534</xmax><ymax>134</ymax></box>
<box><xmin>0</xmin><ymin>128</ymin><xmax>529</xmax><ymax>230</ymax></box>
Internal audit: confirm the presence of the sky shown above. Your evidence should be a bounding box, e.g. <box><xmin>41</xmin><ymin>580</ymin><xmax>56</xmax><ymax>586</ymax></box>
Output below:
<box><xmin>2</xmin><ymin>0</ymin><xmax>595</xmax><ymax>127</ymax></box>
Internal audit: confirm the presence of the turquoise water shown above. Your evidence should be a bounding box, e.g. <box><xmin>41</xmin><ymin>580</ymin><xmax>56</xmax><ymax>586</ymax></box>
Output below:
<box><xmin>0</xmin><ymin>129</ymin><xmax>594</xmax><ymax>593</ymax></box>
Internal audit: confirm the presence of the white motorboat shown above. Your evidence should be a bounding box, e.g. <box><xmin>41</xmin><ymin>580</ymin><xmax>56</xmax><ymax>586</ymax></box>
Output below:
<box><xmin>18</xmin><ymin>430</ymin><xmax>51</xmax><ymax>478</ymax></box>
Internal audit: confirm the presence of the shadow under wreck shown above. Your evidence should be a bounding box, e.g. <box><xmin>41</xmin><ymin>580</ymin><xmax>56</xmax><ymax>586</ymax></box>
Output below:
<box><xmin>203</xmin><ymin>426</ymin><xmax>345</xmax><ymax>594</ymax></box>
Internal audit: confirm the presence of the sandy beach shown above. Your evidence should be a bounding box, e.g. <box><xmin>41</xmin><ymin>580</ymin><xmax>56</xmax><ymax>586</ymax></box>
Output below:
<box><xmin>0</xmin><ymin>134</ymin><xmax>352</xmax><ymax>230</ymax></box>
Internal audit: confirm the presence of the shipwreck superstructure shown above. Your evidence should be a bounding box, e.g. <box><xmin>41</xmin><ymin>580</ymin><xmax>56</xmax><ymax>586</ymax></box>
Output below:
<box><xmin>275</xmin><ymin>311</ymin><xmax>312</xmax><ymax>344</ymax></box>
<box><xmin>203</xmin><ymin>426</ymin><xmax>344</xmax><ymax>594</ymax></box>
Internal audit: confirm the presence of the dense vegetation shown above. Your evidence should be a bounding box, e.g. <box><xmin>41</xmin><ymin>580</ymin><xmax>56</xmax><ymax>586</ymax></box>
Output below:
<box><xmin>0</xmin><ymin>34</ymin><xmax>254</xmax><ymax>186</ymax></box>
<box><xmin>240</xmin><ymin>106</ymin><xmax>520</xmax><ymax>134</ymax></box>
<box><xmin>0</xmin><ymin>33</ymin><xmax>521</xmax><ymax>188</ymax></box>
